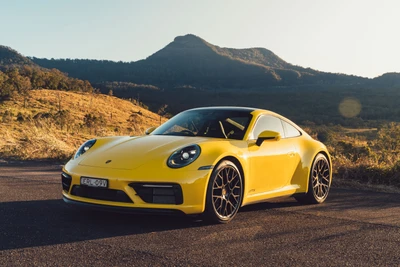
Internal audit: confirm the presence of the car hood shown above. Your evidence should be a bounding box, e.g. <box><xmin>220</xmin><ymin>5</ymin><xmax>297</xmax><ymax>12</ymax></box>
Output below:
<box><xmin>78</xmin><ymin>135</ymin><xmax>209</xmax><ymax>170</ymax></box>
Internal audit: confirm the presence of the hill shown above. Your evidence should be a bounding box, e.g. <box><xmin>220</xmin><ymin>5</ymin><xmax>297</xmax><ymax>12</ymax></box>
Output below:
<box><xmin>31</xmin><ymin>34</ymin><xmax>372</xmax><ymax>89</ymax></box>
<box><xmin>371</xmin><ymin>73</ymin><xmax>400</xmax><ymax>87</ymax></box>
<box><xmin>3</xmin><ymin>35</ymin><xmax>400</xmax><ymax>127</ymax></box>
<box><xmin>0</xmin><ymin>45</ymin><xmax>96</xmax><ymax>102</ymax></box>
<box><xmin>0</xmin><ymin>89</ymin><xmax>165</xmax><ymax>160</ymax></box>
<box><xmin>0</xmin><ymin>45</ymin><xmax>35</xmax><ymax>66</ymax></box>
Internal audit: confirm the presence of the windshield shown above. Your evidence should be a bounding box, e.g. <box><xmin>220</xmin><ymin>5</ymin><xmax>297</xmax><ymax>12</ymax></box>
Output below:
<box><xmin>151</xmin><ymin>109</ymin><xmax>253</xmax><ymax>140</ymax></box>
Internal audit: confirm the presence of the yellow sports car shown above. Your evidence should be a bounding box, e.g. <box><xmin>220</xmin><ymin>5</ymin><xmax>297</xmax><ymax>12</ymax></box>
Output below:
<box><xmin>62</xmin><ymin>107</ymin><xmax>332</xmax><ymax>223</ymax></box>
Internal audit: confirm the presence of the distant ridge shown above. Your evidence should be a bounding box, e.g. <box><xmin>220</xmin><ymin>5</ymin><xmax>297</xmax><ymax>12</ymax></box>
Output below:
<box><xmin>29</xmin><ymin>34</ymin><xmax>379</xmax><ymax>88</ymax></box>
<box><xmin>371</xmin><ymin>72</ymin><xmax>400</xmax><ymax>87</ymax></box>
<box><xmin>1</xmin><ymin>37</ymin><xmax>400</xmax><ymax>127</ymax></box>
<box><xmin>1</xmin><ymin>34</ymin><xmax>398</xmax><ymax>90</ymax></box>
<box><xmin>0</xmin><ymin>45</ymin><xmax>35</xmax><ymax>66</ymax></box>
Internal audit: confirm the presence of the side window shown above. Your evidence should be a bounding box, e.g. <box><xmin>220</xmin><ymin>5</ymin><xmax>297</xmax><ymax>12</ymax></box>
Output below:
<box><xmin>251</xmin><ymin>115</ymin><xmax>284</xmax><ymax>139</ymax></box>
<box><xmin>282</xmin><ymin>120</ymin><xmax>301</xmax><ymax>138</ymax></box>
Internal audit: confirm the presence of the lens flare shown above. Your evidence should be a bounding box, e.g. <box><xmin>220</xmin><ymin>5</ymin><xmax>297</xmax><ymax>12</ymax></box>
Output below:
<box><xmin>339</xmin><ymin>97</ymin><xmax>361</xmax><ymax>118</ymax></box>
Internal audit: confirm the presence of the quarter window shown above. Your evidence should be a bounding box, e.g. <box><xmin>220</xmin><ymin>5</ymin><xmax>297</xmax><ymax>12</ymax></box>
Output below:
<box><xmin>282</xmin><ymin>120</ymin><xmax>301</xmax><ymax>138</ymax></box>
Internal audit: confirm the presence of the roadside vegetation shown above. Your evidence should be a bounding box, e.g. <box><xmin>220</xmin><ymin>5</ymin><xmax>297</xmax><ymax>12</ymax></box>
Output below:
<box><xmin>307</xmin><ymin>125</ymin><xmax>400</xmax><ymax>189</ymax></box>
<box><xmin>2</xmin><ymin>89</ymin><xmax>399</xmax><ymax>189</ymax></box>
<box><xmin>0</xmin><ymin>89</ymin><xmax>165</xmax><ymax>160</ymax></box>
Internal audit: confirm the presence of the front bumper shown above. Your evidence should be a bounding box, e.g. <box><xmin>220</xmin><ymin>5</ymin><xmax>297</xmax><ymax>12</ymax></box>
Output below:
<box><xmin>63</xmin><ymin>196</ymin><xmax>185</xmax><ymax>215</ymax></box>
<box><xmin>62</xmin><ymin>161</ymin><xmax>211</xmax><ymax>215</ymax></box>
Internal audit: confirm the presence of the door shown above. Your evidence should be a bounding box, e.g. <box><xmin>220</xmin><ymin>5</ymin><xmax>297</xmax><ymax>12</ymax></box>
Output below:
<box><xmin>247</xmin><ymin>115</ymin><xmax>298</xmax><ymax>195</ymax></box>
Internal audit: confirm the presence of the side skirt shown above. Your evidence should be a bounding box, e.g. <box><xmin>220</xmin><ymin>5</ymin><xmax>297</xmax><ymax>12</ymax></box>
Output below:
<box><xmin>242</xmin><ymin>184</ymin><xmax>303</xmax><ymax>206</ymax></box>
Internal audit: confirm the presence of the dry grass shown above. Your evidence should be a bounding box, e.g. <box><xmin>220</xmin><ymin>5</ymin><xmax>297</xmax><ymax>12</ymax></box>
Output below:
<box><xmin>303</xmin><ymin>124</ymin><xmax>400</xmax><ymax>189</ymax></box>
<box><xmin>0</xmin><ymin>89</ymin><xmax>166</xmax><ymax>160</ymax></box>
<box><xmin>343</xmin><ymin>128</ymin><xmax>378</xmax><ymax>133</ymax></box>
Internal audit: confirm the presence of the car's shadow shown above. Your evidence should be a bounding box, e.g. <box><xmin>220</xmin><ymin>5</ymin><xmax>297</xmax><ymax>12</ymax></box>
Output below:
<box><xmin>4</xmin><ymin>188</ymin><xmax>400</xmax><ymax>251</ymax></box>
<box><xmin>239</xmin><ymin>198</ymin><xmax>302</xmax><ymax>213</ymax></box>
<box><xmin>0</xmin><ymin>199</ymin><xmax>200</xmax><ymax>251</ymax></box>
<box><xmin>0</xmin><ymin>197</ymin><xmax>303</xmax><ymax>251</ymax></box>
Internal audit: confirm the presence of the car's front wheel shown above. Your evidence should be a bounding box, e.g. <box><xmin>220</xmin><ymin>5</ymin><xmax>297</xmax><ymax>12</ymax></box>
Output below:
<box><xmin>296</xmin><ymin>153</ymin><xmax>331</xmax><ymax>204</ymax></box>
<box><xmin>204</xmin><ymin>160</ymin><xmax>243</xmax><ymax>223</ymax></box>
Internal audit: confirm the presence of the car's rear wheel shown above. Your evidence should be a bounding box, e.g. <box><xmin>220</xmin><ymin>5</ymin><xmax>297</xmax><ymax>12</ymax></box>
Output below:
<box><xmin>204</xmin><ymin>160</ymin><xmax>243</xmax><ymax>223</ymax></box>
<box><xmin>295</xmin><ymin>153</ymin><xmax>331</xmax><ymax>204</ymax></box>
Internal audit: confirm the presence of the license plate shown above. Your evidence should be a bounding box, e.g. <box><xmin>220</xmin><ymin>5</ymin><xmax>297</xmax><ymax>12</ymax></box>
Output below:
<box><xmin>80</xmin><ymin>177</ymin><xmax>108</xmax><ymax>188</ymax></box>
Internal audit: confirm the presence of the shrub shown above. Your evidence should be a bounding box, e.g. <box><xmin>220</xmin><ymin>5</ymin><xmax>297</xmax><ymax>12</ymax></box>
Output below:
<box><xmin>16</xmin><ymin>112</ymin><xmax>24</xmax><ymax>122</ymax></box>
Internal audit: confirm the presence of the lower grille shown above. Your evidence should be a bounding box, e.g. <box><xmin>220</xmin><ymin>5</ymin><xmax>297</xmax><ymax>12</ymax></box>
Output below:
<box><xmin>62</xmin><ymin>172</ymin><xmax>72</xmax><ymax>192</ymax></box>
<box><xmin>70</xmin><ymin>185</ymin><xmax>133</xmax><ymax>203</ymax></box>
<box><xmin>129</xmin><ymin>183</ymin><xmax>183</xmax><ymax>205</ymax></box>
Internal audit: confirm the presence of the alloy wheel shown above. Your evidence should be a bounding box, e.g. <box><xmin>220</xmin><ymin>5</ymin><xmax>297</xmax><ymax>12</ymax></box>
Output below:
<box><xmin>212</xmin><ymin>165</ymin><xmax>242</xmax><ymax>219</ymax></box>
<box><xmin>311</xmin><ymin>156</ymin><xmax>330</xmax><ymax>201</ymax></box>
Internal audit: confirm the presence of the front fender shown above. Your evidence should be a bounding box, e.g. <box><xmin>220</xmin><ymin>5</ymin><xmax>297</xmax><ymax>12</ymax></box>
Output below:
<box><xmin>196</xmin><ymin>140</ymin><xmax>250</xmax><ymax>206</ymax></box>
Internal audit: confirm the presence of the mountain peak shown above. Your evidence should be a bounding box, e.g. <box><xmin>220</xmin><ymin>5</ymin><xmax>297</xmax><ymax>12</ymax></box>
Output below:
<box><xmin>173</xmin><ymin>34</ymin><xmax>206</xmax><ymax>44</ymax></box>
<box><xmin>170</xmin><ymin>34</ymin><xmax>211</xmax><ymax>49</ymax></box>
<box><xmin>164</xmin><ymin>34</ymin><xmax>289</xmax><ymax>69</ymax></box>
<box><xmin>146</xmin><ymin>34</ymin><xmax>214</xmax><ymax>60</ymax></box>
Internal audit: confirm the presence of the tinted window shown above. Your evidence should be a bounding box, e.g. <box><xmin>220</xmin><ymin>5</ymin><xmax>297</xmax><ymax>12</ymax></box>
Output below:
<box><xmin>251</xmin><ymin>115</ymin><xmax>284</xmax><ymax>139</ymax></box>
<box><xmin>282</xmin><ymin>120</ymin><xmax>301</xmax><ymax>138</ymax></box>
<box><xmin>152</xmin><ymin>109</ymin><xmax>252</xmax><ymax>140</ymax></box>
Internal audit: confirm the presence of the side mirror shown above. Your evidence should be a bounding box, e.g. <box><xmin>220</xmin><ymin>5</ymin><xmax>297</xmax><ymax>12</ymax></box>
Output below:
<box><xmin>256</xmin><ymin>130</ymin><xmax>281</xmax><ymax>146</ymax></box>
<box><xmin>145</xmin><ymin>126</ymin><xmax>157</xmax><ymax>135</ymax></box>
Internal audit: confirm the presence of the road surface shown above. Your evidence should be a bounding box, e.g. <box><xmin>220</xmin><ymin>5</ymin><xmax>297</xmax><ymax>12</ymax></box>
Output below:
<box><xmin>0</xmin><ymin>162</ymin><xmax>399</xmax><ymax>266</ymax></box>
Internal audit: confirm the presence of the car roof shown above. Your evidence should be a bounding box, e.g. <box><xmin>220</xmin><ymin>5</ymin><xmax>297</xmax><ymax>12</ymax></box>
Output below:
<box><xmin>185</xmin><ymin>106</ymin><xmax>281</xmax><ymax>116</ymax></box>
<box><xmin>186</xmin><ymin>106</ymin><xmax>258</xmax><ymax>112</ymax></box>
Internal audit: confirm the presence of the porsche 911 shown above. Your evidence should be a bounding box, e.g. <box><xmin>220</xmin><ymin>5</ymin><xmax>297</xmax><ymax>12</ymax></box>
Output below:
<box><xmin>62</xmin><ymin>107</ymin><xmax>332</xmax><ymax>223</ymax></box>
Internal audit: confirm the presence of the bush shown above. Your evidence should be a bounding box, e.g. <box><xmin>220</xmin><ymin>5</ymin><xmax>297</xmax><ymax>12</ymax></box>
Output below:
<box><xmin>337</xmin><ymin>162</ymin><xmax>400</xmax><ymax>188</ymax></box>
<box><xmin>2</xmin><ymin>110</ymin><xmax>13</xmax><ymax>122</ymax></box>
<box><xmin>316</xmin><ymin>128</ymin><xmax>334</xmax><ymax>144</ymax></box>
<box><xmin>16</xmin><ymin>112</ymin><xmax>24</xmax><ymax>122</ymax></box>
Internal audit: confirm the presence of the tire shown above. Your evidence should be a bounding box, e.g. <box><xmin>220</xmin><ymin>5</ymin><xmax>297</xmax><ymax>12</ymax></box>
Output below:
<box><xmin>295</xmin><ymin>153</ymin><xmax>331</xmax><ymax>204</ymax></box>
<box><xmin>204</xmin><ymin>160</ymin><xmax>243</xmax><ymax>223</ymax></box>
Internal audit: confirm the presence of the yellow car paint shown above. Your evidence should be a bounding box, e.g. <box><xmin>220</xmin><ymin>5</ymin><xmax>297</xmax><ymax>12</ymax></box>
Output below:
<box><xmin>62</xmin><ymin>107</ymin><xmax>332</xmax><ymax>216</ymax></box>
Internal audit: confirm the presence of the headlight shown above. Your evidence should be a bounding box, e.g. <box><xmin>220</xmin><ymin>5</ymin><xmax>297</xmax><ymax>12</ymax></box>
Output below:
<box><xmin>74</xmin><ymin>139</ymin><xmax>96</xmax><ymax>159</ymax></box>
<box><xmin>167</xmin><ymin>144</ymin><xmax>201</xmax><ymax>168</ymax></box>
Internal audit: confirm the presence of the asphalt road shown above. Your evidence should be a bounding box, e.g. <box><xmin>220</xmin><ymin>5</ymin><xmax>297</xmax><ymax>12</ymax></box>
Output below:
<box><xmin>0</xmin><ymin>162</ymin><xmax>399</xmax><ymax>266</ymax></box>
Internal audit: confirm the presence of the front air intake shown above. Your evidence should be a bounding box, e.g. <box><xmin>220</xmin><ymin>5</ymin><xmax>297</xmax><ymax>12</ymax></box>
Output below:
<box><xmin>70</xmin><ymin>185</ymin><xmax>133</xmax><ymax>203</ymax></box>
<box><xmin>129</xmin><ymin>183</ymin><xmax>183</xmax><ymax>205</ymax></box>
<box><xmin>61</xmin><ymin>172</ymin><xmax>72</xmax><ymax>192</ymax></box>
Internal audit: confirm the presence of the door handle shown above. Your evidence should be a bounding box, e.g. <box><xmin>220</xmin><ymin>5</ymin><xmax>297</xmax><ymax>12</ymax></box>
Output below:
<box><xmin>288</xmin><ymin>152</ymin><xmax>295</xmax><ymax>157</ymax></box>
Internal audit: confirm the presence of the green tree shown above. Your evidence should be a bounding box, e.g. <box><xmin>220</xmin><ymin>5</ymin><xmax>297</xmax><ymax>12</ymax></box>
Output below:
<box><xmin>157</xmin><ymin>104</ymin><xmax>168</xmax><ymax>124</ymax></box>
<box><xmin>31</xmin><ymin>69</ymin><xmax>45</xmax><ymax>89</ymax></box>
<box><xmin>46</xmin><ymin>69</ymin><xmax>63</xmax><ymax>89</ymax></box>
<box><xmin>83</xmin><ymin>113</ymin><xmax>105</xmax><ymax>134</ymax></box>
<box><xmin>0</xmin><ymin>71</ymin><xmax>10</xmax><ymax>98</ymax></box>
<box><xmin>0</xmin><ymin>71</ymin><xmax>7</xmax><ymax>86</ymax></box>
<box><xmin>84</xmin><ymin>114</ymin><xmax>97</xmax><ymax>134</ymax></box>
<box><xmin>55</xmin><ymin>110</ymin><xmax>71</xmax><ymax>131</ymax></box>
<box><xmin>17</xmin><ymin>76</ymin><xmax>31</xmax><ymax>108</ymax></box>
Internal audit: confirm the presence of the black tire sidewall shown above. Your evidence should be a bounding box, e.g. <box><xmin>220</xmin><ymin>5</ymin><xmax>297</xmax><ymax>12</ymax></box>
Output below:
<box><xmin>308</xmin><ymin>153</ymin><xmax>331</xmax><ymax>204</ymax></box>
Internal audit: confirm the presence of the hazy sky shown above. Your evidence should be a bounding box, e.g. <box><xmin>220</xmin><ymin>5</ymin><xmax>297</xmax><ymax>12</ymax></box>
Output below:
<box><xmin>1</xmin><ymin>0</ymin><xmax>399</xmax><ymax>78</ymax></box>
